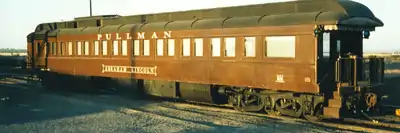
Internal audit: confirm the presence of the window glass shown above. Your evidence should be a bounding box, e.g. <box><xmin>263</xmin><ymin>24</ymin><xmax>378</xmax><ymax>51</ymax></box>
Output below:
<box><xmin>244</xmin><ymin>37</ymin><xmax>256</xmax><ymax>57</ymax></box>
<box><xmin>266</xmin><ymin>36</ymin><xmax>296</xmax><ymax>58</ymax></box>
<box><xmin>194</xmin><ymin>38</ymin><xmax>203</xmax><ymax>56</ymax></box>
<box><xmin>157</xmin><ymin>39</ymin><xmax>164</xmax><ymax>56</ymax></box>
<box><xmin>94</xmin><ymin>41</ymin><xmax>99</xmax><ymax>55</ymax></box>
<box><xmin>134</xmin><ymin>40</ymin><xmax>140</xmax><ymax>56</ymax></box>
<box><xmin>182</xmin><ymin>38</ymin><xmax>190</xmax><ymax>56</ymax></box>
<box><xmin>113</xmin><ymin>40</ymin><xmax>118</xmax><ymax>55</ymax></box>
<box><xmin>60</xmin><ymin>42</ymin><xmax>64</xmax><ymax>55</ymax></box>
<box><xmin>77</xmin><ymin>41</ymin><xmax>82</xmax><ymax>55</ymax></box>
<box><xmin>122</xmin><ymin>40</ymin><xmax>128</xmax><ymax>56</ymax></box>
<box><xmin>68</xmin><ymin>42</ymin><xmax>72</xmax><ymax>55</ymax></box>
<box><xmin>84</xmin><ymin>41</ymin><xmax>89</xmax><ymax>55</ymax></box>
<box><xmin>143</xmin><ymin>40</ymin><xmax>150</xmax><ymax>56</ymax></box>
<box><xmin>323</xmin><ymin>33</ymin><xmax>330</xmax><ymax>57</ymax></box>
<box><xmin>211</xmin><ymin>38</ymin><xmax>220</xmax><ymax>57</ymax></box>
<box><xmin>167</xmin><ymin>39</ymin><xmax>175</xmax><ymax>56</ymax></box>
<box><xmin>225</xmin><ymin>37</ymin><xmax>235</xmax><ymax>57</ymax></box>
<box><xmin>102</xmin><ymin>40</ymin><xmax>108</xmax><ymax>55</ymax></box>
<box><xmin>52</xmin><ymin>42</ymin><xmax>56</xmax><ymax>55</ymax></box>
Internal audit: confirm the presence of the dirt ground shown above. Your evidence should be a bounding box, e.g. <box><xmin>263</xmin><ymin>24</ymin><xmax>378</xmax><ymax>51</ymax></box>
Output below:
<box><xmin>1</xmin><ymin>76</ymin><xmax>399</xmax><ymax>133</ymax></box>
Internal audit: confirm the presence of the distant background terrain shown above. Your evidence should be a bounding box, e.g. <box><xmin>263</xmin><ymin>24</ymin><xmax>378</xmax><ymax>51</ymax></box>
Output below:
<box><xmin>0</xmin><ymin>48</ymin><xmax>26</xmax><ymax>56</ymax></box>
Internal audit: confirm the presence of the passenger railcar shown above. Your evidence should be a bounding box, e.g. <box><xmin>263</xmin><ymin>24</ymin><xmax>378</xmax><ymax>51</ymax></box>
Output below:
<box><xmin>26</xmin><ymin>0</ymin><xmax>385</xmax><ymax>121</ymax></box>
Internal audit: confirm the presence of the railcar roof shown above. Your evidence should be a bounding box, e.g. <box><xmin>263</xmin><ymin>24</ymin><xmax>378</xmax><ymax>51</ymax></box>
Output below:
<box><xmin>29</xmin><ymin>0</ymin><xmax>383</xmax><ymax>37</ymax></box>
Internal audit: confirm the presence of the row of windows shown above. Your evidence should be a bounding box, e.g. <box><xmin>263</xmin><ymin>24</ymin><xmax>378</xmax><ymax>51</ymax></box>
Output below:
<box><xmin>50</xmin><ymin>40</ymin><xmax>128</xmax><ymax>56</ymax></box>
<box><xmin>43</xmin><ymin>36</ymin><xmax>296</xmax><ymax>58</ymax></box>
<box><xmin>132</xmin><ymin>36</ymin><xmax>295</xmax><ymax>58</ymax></box>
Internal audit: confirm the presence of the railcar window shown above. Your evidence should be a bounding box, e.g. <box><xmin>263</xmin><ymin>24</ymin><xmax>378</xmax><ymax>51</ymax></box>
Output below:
<box><xmin>84</xmin><ymin>41</ymin><xmax>89</xmax><ymax>55</ymax></box>
<box><xmin>244</xmin><ymin>37</ymin><xmax>256</xmax><ymax>57</ymax></box>
<box><xmin>102</xmin><ymin>40</ymin><xmax>108</xmax><ymax>55</ymax></box>
<box><xmin>157</xmin><ymin>39</ymin><xmax>164</xmax><ymax>56</ymax></box>
<box><xmin>77</xmin><ymin>41</ymin><xmax>82</xmax><ymax>55</ymax></box>
<box><xmin>194</xmin><ymin>38</ymin><xmax>203</xmax><ymax>56</ymax></box>
<box><xmin>37</xmin><ymin>43</ymin><xmax>41</xmax><ymax>56</ymax></box>
<box><xmin>133</xmin><ymin>40</ymin><xmax>140</xmax><ymax>56</ymax></box>
<box><xmin>323</xmin><ymin>33</ymin><xmax>330</xmax><ymax>58</ymax></box>
<box><xmin>211</xmin><ymin>38</ymin><xmax>221</xmax><ymax>57</ymax></box>
<box><xmin>122</xmin><ymin>40</ymin><xmax>128</xmax><ymax>56</ymax></box>
<box><xmin>68</xmin><ymin>42</ymin><xmax>72</xmax><ymax>55</ymax></box>
<box><xmin>94</xmin><ymin>41</ymin><xmax>99</xmax><ymax>55</ymax></box>
<box><xmin>182</xmin><ymin>38</ymin><xmax>191</xmax><ymax>56</ymax></box>
<box><xmin>143</xmin><ymin>40</ymin><xmax>150</xmax><ymax>56</ymax></box>
<box><xmin>112</xmin><ymin>40</ymin><xmax>118</xmax><ymax>55</ymax></box>
<box><xmin>167</xmin><ymin>39</ymin><xmax>175</xmax><ymax>56</ymax></box>
<box><xmin>265</xmin><ymin>36</ymin><xmax>296</xmax><ymax>58</ymax></box>
<box><xmin>51</xmin><ymin>42</ymin><xmax>56</xmax><ymax>55</ymax></box>
<box><xmin>224</xmin><ymin>37</ymin><xmax>236</xmax><ymax>57</ymax></box>
<box><xmin>60</xmin><ymin>42</ymin><xmax>64</xmax><ymax>55</ymax></box>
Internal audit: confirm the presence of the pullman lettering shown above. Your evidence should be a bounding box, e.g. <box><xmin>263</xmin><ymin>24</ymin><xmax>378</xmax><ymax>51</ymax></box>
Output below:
<box><xmin>97</xmin><ymin>31</ymin><xmax>172</xmax><ymax>40</ymax></box>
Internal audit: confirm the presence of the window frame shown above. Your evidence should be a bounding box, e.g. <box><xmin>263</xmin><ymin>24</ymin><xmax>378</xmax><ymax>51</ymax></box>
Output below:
<box><xmin>263</xmin><ymin>35</ymin><xmax>296</xmax><ymax>59</ymax></box>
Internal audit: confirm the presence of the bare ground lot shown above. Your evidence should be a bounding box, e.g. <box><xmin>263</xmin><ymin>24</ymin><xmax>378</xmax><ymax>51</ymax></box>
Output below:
<box><xmin>1</xmin><ymin>77</ymin><xmax>399</xmax><ymax>133</ymax></box>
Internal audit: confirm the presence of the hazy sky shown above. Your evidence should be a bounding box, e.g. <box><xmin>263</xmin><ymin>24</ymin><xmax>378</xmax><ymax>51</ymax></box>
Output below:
<box><xmin>0</xmin><ymin>0</ymin><xmax>397</xmax><ymax>52</ymax></box>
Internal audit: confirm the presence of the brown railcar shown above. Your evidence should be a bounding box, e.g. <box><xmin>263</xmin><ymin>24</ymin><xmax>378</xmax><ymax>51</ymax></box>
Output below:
<box><xmin>26</xmin><ymin>0</ymin><xmax>385</xmax><ymax>121</ymax></box>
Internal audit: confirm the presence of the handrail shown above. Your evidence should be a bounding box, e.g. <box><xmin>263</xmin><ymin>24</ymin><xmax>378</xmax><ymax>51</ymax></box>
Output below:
<box><xmin>335</xmin><ymin>55</ymin><xmax>385</xmax><ymax>95</ymax></box>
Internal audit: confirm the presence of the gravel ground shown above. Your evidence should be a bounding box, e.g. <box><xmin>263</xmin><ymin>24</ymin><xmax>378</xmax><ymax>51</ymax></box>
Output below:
<box><xmin>0</xmin><ymin>77</ymin><xmax>399</xmax><ymax>133</ymax></box>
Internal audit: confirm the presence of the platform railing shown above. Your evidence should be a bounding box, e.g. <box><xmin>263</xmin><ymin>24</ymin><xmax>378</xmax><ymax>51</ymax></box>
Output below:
<box><xmin>335</xmin><ymin>55</ymin><xmax>385</xmax><ymax>93</ymax></box>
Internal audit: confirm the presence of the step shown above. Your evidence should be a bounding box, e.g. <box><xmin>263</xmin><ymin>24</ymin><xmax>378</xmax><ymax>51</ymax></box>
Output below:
<box><xmin>323</xmin><ymin>107</ymin><xmax>340</xmax><ymax>119</ymax></box>
<box><xmin>333</xmin><ymin>91</ymin><xmax>341</xmax><ymax>99</ymax></box>
<box><xmin>328</xmin><ymin>98</ymin><xmax>342</xmax><ymax>108</ymax></box>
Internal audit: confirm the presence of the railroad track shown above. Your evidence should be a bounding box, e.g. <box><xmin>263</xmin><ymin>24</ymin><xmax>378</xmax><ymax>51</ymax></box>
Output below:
<box><xmin>148</xmin><ymin>96</ymin><xmax>400</xmax><ymax>132</ymax></box>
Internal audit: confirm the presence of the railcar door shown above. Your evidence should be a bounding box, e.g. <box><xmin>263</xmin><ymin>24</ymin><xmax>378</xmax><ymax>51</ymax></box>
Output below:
<box><xmin>317</xmin><ymin>30</ymin><xmax>364</xmax><ymax>93</ymax></box>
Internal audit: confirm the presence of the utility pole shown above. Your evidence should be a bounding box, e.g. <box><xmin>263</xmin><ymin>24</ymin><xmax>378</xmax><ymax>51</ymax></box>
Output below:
<box><xmin>90</xmin><ymin>0</ymin><xmax>92</xmax><ymax>16</ymax></box>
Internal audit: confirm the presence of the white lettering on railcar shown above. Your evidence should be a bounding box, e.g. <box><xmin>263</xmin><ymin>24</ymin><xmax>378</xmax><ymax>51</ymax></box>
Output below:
<box><xmin>137</xmin><ymin>32</ymin><xmax>145</xmax><ymax>39</ymax></box>
<box><xmin>101</xmin><ymin>64</ymin><xmax>157</xmax><ymax>76</ymax></box>
<box><xmin>275</xmin><ymin>74</ymin><xmax>285</xmax><ymax>83</ymax></box>
<box><xmin>126</xmin><ymin>33</ymin><xmax>132</xmax><ymax>39</ymax></box>
<box><xmin>96</xmin><ymin>31</ymin><xmax>172</xmax><ymax>40</ymax></box>
<box><xmin>116</xmin><ymin>33</ymin><xmax>122</xmax><ymax>40</ymax></box>
<box><xmin>105</xmin><ymin>34</ymin><xmax>112</xmax><ymax>40</ymax></box>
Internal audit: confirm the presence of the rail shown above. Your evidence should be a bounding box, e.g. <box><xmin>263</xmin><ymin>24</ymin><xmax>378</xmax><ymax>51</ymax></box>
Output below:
<box><xmin>335</xmin><ymin>55</ymin><xmax>385</xmax><ymax>92</ymax></box>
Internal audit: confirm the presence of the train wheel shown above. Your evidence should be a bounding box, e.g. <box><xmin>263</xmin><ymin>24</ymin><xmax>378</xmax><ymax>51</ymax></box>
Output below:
<box><xmin>229</xmin><ymin>88</ymin><xmax>264</xmax><ymax>112</ymax></box>
<box><xmin>264</xmin><ymin>97</ymin><xmax>281</xmax><ymax>116</ymax></box>
<box><xmin>303</xmin><ymin>103</ymin><xmax>323</xmax><ymax>122</ymax></box>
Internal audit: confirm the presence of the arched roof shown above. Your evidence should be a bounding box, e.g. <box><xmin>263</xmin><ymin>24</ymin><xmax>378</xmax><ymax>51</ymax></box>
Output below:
<box><xmin>28</xmin><ymin>0</ymin><xmax>384</xmax><ymax>38</ymax></box>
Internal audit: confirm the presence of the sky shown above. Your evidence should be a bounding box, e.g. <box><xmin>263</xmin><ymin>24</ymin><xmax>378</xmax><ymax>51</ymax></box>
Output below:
<box><xmin>0</xmin><ymin>0</ymin><xmax>397</xmax><ymax>53</ymax></box>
